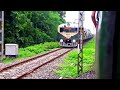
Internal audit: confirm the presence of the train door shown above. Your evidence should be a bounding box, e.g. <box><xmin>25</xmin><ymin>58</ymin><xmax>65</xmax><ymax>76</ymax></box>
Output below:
<box><xmin>95</xmin><ymin>11</ymin><xmax>118</xmax><ymax>79</ymax></box>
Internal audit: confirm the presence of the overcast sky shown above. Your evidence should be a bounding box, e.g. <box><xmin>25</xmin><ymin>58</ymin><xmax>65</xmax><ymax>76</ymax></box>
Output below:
<box><xmin>64</xmin><ymin>11</ymin><xmax>96</xmax><ymax>34</ymax></box>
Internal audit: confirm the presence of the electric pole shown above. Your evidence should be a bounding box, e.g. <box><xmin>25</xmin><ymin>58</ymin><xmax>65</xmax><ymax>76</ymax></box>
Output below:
<box><xmin>0</xmin><ymin>11</ymin><xmax>4</xmax><ymax>62</ymax></box>
<box><xmin>77</xmin><ymin>11</ymin><xmax>84</xmax><ymax>76</ymax></box>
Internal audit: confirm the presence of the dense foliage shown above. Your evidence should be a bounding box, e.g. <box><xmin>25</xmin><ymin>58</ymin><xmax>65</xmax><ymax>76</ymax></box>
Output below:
<box><xmin>4</xmin><ymin>11</ymin><xmax>66</xmax><ymax>48</ymax></box>
<box><xmin>55</xmin><ymin>38</ymin><xmax>95</xmax><ymax>78</ymax></box>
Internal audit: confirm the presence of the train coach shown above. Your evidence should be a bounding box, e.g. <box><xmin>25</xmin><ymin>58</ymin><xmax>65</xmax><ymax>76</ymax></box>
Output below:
<box><xmin>93</xmin><ymin>11</ymin><xmax>120</xmax><ymax>79</ymax></box>
<box><xmin>58</xmin><ymin>23</ymin><xmax>94</xmax><ymax>47</ymax></box>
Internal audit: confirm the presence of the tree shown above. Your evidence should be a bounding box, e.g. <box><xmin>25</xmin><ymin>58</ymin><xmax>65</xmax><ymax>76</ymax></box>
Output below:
<box><xmin>58</xmin><ymin>11</ymin><xmax>66</xmax><ymax>23</ymax></box>
<box><xmin>5</xmin><ymin>11</ymin><xmax>65</xmax><ymax>48</ymax></box>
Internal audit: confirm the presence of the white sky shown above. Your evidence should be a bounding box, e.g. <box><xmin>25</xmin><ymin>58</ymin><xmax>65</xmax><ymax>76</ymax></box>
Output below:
<box><xmin>64</xmin><ymin>11</ymin><xmax>96</xmax><ymax>34</ymax></box>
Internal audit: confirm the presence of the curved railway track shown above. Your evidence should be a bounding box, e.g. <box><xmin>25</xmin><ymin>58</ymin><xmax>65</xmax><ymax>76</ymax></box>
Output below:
<box><xmin>0</xmin><ymin>48</ymin><xmax>73</xmax><ymax>79</ymax></box>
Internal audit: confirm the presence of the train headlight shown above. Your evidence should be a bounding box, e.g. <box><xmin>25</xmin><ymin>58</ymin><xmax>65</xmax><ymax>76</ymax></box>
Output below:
<box><xmin>73</xmin><ymin>39</ymin><xmax>76</xmax><ymax>43</ymax></box>
<box><xmin>60</xmin><ymin>39</ymin><xmax>63</xmax><ymax>42</ymax></box>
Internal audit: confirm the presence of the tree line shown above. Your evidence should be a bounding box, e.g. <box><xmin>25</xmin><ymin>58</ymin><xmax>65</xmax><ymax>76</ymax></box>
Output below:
<box><xmin>4</xmin><ymin>11</ymin><xmax>66</xmax><ymax>48</ymax></box>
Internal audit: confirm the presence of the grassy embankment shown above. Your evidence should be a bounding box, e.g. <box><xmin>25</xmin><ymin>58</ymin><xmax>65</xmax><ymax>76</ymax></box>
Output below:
<box><xmin>3</xmin><ymin>42</ymin><xmax>60</xmax><ymax>63</ymax></box>
<box><xmin>55</xmin><ymin>38</ymin><xmax>95</xmax><ymax>78</ymax></box>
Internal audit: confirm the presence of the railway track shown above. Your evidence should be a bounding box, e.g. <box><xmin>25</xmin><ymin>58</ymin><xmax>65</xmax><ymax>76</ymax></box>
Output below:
<box><xmin>0</xmin><ymin>48</ymin><xmax>73</xmax><ymax>79</ymax></box>
<box><xmin>0</xmin><ymin>48</ymin><xmax>62</xmax><ymax>72</ymax></box>
<box><xmin>22</xmin><ymin>39</ymin><xmax>93</xmax><ymax>79</ymax></box>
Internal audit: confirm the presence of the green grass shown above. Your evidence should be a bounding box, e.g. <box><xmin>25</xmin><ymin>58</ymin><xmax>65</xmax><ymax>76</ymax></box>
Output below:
<box><xmin>55</xmin><ymin>38</ymin><xmax>95</xmax><ymax>78</ymax></box>
<box><xmin>3</xmin><ymin>42</ymin><xmax>60</xmax><ymax>63</ymax></box>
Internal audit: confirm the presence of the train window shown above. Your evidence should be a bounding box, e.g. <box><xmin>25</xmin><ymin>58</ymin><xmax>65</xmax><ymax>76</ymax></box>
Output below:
<box><xmin>60</xmin><ymin>28</ymin><xmax>78</xmax><ymax>33</ymax></box>
<box><xmin>70</xmin><ymin>28</ymin><xmax>77</xmax><ymax>32</ymax></box>
<box><xmin>60</xmin><ymin>28</ymin><xmax>64</xmax><ymax>32</ymax></box>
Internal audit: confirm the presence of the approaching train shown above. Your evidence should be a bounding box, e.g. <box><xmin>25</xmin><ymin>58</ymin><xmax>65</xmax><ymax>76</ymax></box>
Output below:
<box><xmin>58</xmin><ymin>23</ymin><xmax>94</xmax><ymax>47</ymax></box>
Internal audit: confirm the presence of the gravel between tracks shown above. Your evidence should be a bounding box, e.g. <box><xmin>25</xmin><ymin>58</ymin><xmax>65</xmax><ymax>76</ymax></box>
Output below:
<box><xmin>0</xmin><ymin>63</ymin><xmax>5</xmax><ymax>68</ymax></box>
<box><xmin>22</xmin><ymin>49</ymin><xmax>71</xmax><ymax>79</ymax></box>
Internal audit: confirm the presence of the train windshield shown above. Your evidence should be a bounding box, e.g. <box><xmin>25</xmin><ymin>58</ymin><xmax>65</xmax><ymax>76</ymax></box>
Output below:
<box><xmin>60</xmin><ymin>28</ymin><xmax>78</xmax><ymax>33</ymax></box>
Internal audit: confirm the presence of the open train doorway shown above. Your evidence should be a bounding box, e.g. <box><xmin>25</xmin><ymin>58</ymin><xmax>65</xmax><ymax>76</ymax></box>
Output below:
<box><xmin>95</xmin><ymin>11</ymin><xmax>118</xmax><ymax>79</ymax></box>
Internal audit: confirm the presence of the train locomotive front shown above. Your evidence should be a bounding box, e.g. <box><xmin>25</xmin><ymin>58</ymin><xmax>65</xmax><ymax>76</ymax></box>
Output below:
<box><xmin>58</xmin><ymin>23</ymin><xmax>93</xmax><ymax>47</ymax></box>
<box><xmin>58</xmin><ymin>23</ymin><xmax>78</xmax><ymax>47</ymax></box>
